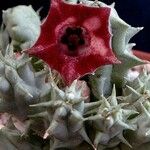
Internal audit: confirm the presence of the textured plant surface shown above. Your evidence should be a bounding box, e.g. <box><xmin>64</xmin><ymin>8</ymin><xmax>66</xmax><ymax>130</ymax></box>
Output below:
<box><xmin>0</xmin><ymin>0</ymin><xmax>150</xmax><ymax>150</ymax></box>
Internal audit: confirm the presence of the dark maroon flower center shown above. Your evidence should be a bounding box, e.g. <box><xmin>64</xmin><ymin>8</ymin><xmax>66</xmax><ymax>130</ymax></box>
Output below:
<box><xmin>60</xmin><ymin>27</ymin><xmax>86</xmax><ymax>51</ymax></box>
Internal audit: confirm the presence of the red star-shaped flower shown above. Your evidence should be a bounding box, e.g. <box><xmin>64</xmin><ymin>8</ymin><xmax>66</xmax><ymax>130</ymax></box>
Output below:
<box><xmin>27</xmin><ymin>0</ymin><xmax>120</xmax><ymax>85</ymax></box>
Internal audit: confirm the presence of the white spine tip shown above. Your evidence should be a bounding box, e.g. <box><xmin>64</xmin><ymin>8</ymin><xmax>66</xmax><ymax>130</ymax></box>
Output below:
<box><xmin>43</xmin><ymin>132</ymin><xmax>49</xmax><ymax>139</ymax></box>
<box><xmin>110</xmin><ymin>2</ymin><xmax>115</xmax><ymax>8</ymax></box>
<box><xmin>138</xmin><ymin>27</ymin><xmax>144</xmax><ymax>30</ymax></box>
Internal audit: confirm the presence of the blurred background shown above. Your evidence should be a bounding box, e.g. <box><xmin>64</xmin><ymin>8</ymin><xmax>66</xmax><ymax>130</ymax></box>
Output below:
<box><xmin>0</xmin><ymin>0</ymin><xmax>150</xmax><ymax>52</ymax></box>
